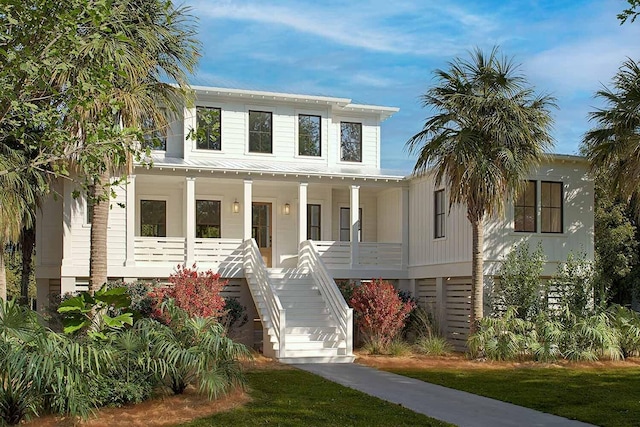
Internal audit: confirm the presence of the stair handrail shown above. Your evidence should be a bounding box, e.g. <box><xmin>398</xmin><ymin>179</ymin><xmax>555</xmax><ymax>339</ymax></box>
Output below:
<box><xmin>243</xmin><ymin>239</ymin><xmax>286</xmax><ymax>357</ymax></box>
<box><xmin>298</xmin><ymin>240</ymin><xmax>353</xmax><ymax>356</ymax></box>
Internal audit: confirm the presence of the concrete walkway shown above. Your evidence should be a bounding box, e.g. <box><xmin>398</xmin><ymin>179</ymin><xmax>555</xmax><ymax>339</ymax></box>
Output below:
<box><xmin>295</xmin><ymin>363</ymin><xmax>593</xmax><ymax>427</ymax></box>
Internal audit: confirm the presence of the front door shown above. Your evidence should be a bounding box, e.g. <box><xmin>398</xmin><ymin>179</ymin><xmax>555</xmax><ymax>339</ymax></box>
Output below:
<box><xmin>252</xmin><ymin>202</ymin><xmax>272</xmax><ymax>267</ymax></box>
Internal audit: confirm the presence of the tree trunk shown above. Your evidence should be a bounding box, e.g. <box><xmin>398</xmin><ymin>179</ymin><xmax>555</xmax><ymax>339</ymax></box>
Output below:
<box><xmin>0</xmin><ymin>249</ymin><xmax>6</xmax><ymax>301</ymax></box>
<box><xmin>470</xmin><ymin>217</ymin><xmax>484</xmax><ymax>332</ymax></box>
<box><xmin>20</xmin><ymin>226</ymin><xmax>36</xmax><ymax>306</ymax></box>
<box><xmin>89</xmin><ymin>168</ymin><xmax>111</xmax><ymax>292</ymax></box>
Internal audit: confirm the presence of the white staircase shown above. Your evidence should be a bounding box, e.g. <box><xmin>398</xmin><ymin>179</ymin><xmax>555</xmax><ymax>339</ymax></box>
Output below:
<box><xmin>268</xmin><ymin>268</ymin><xmax>353</xmax><ymax>363</ymax></box>
<box><xmin>243</xmin><ymin>239</ymin><xmax>354</xmax><ymax>364</ymax></box>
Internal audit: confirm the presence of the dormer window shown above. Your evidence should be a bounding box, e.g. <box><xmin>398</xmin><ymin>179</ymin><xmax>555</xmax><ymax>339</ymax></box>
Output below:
<box><xmin>196</xmin><ymin>107</ymin><xmax>221</xmax><ymax>150</ymax></box>
<box><xmin>249</xmin><ymin>111</ymin><xmax>273</xmax><ymax>153</ymax></box>
<box><xmin>340</xmin><ymin>122</ymin><xmax>362</xmax><ymax>162</ymax></box>
<box><xmin>299</xmin><ymin>114</ymin><xmax>321</xmax><ymax>157</ymax></box>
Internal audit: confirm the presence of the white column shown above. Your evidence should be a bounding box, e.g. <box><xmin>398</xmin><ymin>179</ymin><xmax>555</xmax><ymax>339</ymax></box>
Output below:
<box><xmin>185</xmin><ymin>177</ymin><xmax>196</xmax><ymax>265</ymax></box>
<box><xmin>401</xmin><ymin>186</ymin><xmax>410</xmax><ymax>268</ymax></box>
<box><xmin>298</xmin><ymin>182</ymin><xmax>308</xmax><ymax>246</ymax></box>
<box><xmin>125</xmin><ymin>174</ymin><xmax>136</xmax><ymax>267</ymax></box>
<box><xmin>243</xmin><ymin>179</ymin><xmax>253</xmax><ymax>240</ymax></box>
<box><xmin>350</xmin><ymin>185</ymin><xmax>360</xmax><ymax>268</ymax></box>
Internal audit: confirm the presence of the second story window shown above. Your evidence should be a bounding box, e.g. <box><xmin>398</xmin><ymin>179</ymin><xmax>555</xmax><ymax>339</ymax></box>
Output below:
<box><xmin>340</xmin><ymin>122</ymin><xmax>362</xmax><ymax>162</ymax></box>
<box><xmin>541</xmin><ymin>181</ymin><xmax>563</xmax><ymax>233</ymax></box>
<box><xmin>514</xmin><ymin>180</ymin><xmax>537</xmax><ymax>232</ymax></box>
<box><xmin>249</xmin><ymin>110</ymin><xmax>272</xmax><ymax>153</ymax></box>
<box><xmin>299</xmin><ymin>114</ymin><xmax>321</xmax><ymax>156</ymax></box>
<box><xmin>434</xmin><ymin>189</ymin><xmax>445</xmax><ymax>239</ymax></box>
<box><xmin>141</xmin><ymin>112</ymin><xmax>167</xmax><ymax>151</ymax></box>
<box><xmin>196</xmin><ymin>200</ymin><xmax>221</xmax><ymax>238</ymax></box>
<box><xmin>140</xmin><ymin>200</ymin><xmax>166</xmax><ymax>237</ymax></box>
<box><xmin>196</xmin><ymin>107</ymin><xmax>221</xmax><ymax>150</ymax></box>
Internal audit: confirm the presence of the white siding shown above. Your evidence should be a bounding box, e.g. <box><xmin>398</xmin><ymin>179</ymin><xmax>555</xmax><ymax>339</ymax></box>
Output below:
<box><xmin>377</xmin><ymin>188</ymin><xmax>402</xmax><ymax>243</ymax></box>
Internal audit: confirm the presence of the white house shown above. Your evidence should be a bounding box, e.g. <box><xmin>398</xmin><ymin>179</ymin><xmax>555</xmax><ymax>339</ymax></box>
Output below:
<box><xmin>35</xmin><ymin>86</ymin><xmax>594</xmax><ymax>361</ymax></box>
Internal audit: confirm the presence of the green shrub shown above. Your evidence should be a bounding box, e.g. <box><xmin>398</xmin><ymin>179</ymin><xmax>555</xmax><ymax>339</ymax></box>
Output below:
<box><xmin>549</xmin><ymin>252</ymin><xmax>596</xmax><ymax>317</ymax></box>
<box><xmin>558</xmin><ymin>308</ymin><xmax>621</xmax><ymax>361</ymax></box>
<box><xmin>415</xmin><ymin>336</ymin><xmax>453</xmax><ymax>356</ymax></box>
<box><xmin>492</xmin><ymin>242</ymin><xmax>546</xmax><ymax>321</ymax></box>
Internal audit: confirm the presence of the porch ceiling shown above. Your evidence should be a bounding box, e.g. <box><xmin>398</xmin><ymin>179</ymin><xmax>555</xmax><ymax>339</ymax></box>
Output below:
<box><xmin>137</xmin><ymin>155</ymin><xmax>409</xmax><ymax>184</ymax></box>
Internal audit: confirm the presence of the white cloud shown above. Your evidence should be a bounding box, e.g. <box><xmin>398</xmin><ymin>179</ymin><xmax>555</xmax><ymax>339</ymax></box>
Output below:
<box><xmin>190</xmin><ymin>0</ymin><xmax>497</xmax><ymax>56</ymax></box>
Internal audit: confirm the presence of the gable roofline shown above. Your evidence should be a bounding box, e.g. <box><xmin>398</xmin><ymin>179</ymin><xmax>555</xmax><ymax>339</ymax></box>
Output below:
<box><xmin>190</xmin><ymin>85</ymin><xmax>399</xmax><ymax>120</ymax></box>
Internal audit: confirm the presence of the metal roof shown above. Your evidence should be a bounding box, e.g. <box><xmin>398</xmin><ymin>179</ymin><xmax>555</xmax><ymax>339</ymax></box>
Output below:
<box><xmin>138</xmin><ymin>154</ymin><xmax>408</xmax><ymax>182</ymax></box>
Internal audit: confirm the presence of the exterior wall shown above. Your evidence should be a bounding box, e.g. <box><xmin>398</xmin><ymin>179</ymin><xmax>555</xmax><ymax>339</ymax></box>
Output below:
<box><xmin>330</xmin><ymin>188</ymin><xmax>378</xmax><ymax>242</ymax></box>
<box><xmin>167</xmin><ymin>92</ymin><xmax>383</xmax><ymax>170</ymax></box>
<box><xmin>35</xmin><ymin>180</ymin><xmax>63</xmax><ymax>277</ymax></box>
<box><xmin>408</xmin><ymin>175</ymin><xmax>472</xmax><ymax>278</ymax></box>
<box><xmin>376</xmin><ymin>188</ymin><xmax>403</xmax><ymax>243</ymax></box>
<box><xmin>484</xmin><ymin>160</ymin><xmax>594</xmax><ymax>276</ymax></box>
<box><xmin>409</xmin><ymin>158</ymin><xmax>594</xmax><ymax>279</ymax></box>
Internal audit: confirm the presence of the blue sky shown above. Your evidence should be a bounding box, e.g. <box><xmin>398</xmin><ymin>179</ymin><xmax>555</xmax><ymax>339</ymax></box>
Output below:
<box><xmin>187</xmin><ymin>0</ymin><xmax>640</xmax><ymax>172</ymax></box>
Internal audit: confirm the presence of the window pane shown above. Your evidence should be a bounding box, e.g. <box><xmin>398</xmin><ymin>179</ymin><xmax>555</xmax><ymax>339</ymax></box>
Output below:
<box><xmin>307</xmin><ymin>204</ymin><xmax>321</xmax><ymax>240</ymax></box>
<box><xmin>196</xmin><ymin>107</ymin><xmax>221</xmax><ymax>150</ymax></box>
<box><xmin>514</xmin><ymin>180</ymin><xmax>536</xmax><ymax>232</ymax></box>
<box><xmin>541</xmin><ymin>181</ymin><xmax>563</xmax><ymax>233</ymax></box>
<box><xmin>339</xmin><ymin>207</ymin><xmax>362</xmax><ymax>242</ymax></box>
<box><xmin>299</xmin><ymin>115</ymin><xmax>321</xmax><ymax>156</ymax></box>
<box><xmin>340</xmin><ymin>122</ymin><xmax>362</xmax><ymax>162</ymax></box>
<box><xmin>140</xmin><ymin>200</ymin><xmax>166</xmax><ymax>237</ymax></box>
<box><xmin>196</xmin><ymin>200</ymin><xmax>221</xmax><ymax>238</ymax></box>
<box><xmin>434</xmin><ymin>190</ymin><xmax>445</xmax><ymax>238</ymax></box>
<box><xmin>249</xmin><ymin>111</ymin><xmax>272</xmax><ymax>153</ymax></box>
<box><xmin>141</xmin><ymin>112</ymin><xmax>167</xmax><ymax>151</ymax></box>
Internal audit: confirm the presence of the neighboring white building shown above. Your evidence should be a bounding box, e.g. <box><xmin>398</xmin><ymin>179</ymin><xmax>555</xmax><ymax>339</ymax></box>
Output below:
<box><xmin>35</xmin><ymin>86</ymin><xmax>594</xmax><ymax>361</ymax></box>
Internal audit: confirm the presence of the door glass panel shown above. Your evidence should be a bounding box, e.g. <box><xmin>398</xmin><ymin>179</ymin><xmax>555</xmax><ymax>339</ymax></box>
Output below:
<box><xmin>252</xmin><ymin>203</ymin><xmax>271</xmax><ymax>248</ymax></box>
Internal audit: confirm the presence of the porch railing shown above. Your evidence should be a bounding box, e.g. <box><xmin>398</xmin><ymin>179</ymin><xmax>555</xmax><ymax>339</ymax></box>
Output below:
<box><xmin>134</xmin><ymin>237</ymin><xmax>186</xmax><ymax>264</ymax></box>
<box><xmin>312</xmin><ymin>241</ymin><xmax>403</xmax><ymax>269</ymax></box>
<box><xmin>194</xmin><ymin>238</ymin><xmax>243</xmax><ymax>267</ymax></box>
<box><xmin>298</xmin><ymin>240</ymin><xmax>353</xmax><ymax>356</ymax></box>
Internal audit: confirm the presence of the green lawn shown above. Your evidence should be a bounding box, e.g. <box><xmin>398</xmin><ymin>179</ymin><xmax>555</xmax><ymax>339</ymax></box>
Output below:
<box><xmin>183</xmin><ymin>368</ymin><xmax>452</xmax><ymax>427</ymax></box>
<box><xmin>387</xmin><ymin>366</ymin><xmax>640</xmax><ymax>427</ymax></box>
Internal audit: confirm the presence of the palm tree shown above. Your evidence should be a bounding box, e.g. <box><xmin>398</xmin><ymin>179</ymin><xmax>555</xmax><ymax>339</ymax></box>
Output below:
<box><xmin>58</xmin><ymin>0</ymin><xmax>199</xmax><ymax>290</ymax></box>
<box><xmin>406</xmin><ymin>47</ymin><xmax>555</xmax><ymax>326</ymax></box>
<box><xmin>582</xmin><ymin>59</ymin><xmax>640</xmax><ymax>209</ymax></box>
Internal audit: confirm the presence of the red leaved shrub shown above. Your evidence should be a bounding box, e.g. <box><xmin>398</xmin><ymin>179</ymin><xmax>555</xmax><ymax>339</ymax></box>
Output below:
<box><xmin>349</xmin><ymin>279</ymin><xmax>415</xmax><ymax>349</ymax></box>
<box><xmin>150</xmin><ymin>264</ymin><xmax>227</xmax><ymax>319</ymax></box>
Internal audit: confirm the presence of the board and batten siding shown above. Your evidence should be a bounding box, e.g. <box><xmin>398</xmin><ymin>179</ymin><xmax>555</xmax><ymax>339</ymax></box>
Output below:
<box><xmin>409</xmin><ymin>174</ymin><xmax>472</xmax><ymax>278</ymax></box>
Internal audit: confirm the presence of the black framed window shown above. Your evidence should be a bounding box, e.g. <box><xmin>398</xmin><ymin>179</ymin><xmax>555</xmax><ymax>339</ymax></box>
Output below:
<box><xmin>140</xmin><ymin>200</ymin><xmax>166</xmax><ymax>237</ymax></box>
<box><xmin>141</xmin><ymin>112</ymin><xmax>167</xmax><ymax>151</ymax></box>
<box><xmin>434</xmin><ymin>189</ymin><xmax>445</xmax><ymax>239</ymax></box>
<box><xmin>299</xmin><ymin>114</ymin><xmax>321</xmax><ymax>156</ymax></box>
<box><xmin>340</xmin><ymin>122</ymin><xmax>362</xmax><ymax>162</ymax></box>
<box><xmin>249</xmin><ymin>110</ymin><xmax>272</xmax><ymax>153</ymax></box>
<box><xmin>541</xmin><ymin>181</ymin><xmax>563</xmax><ymax>233</ymax></box>
<box><xmin>307</xmin><ymin>204</ymin><xmax>321</xmax><ymax>240</ymax></box>
<box><xmin>196</xmin><ymin>200</ymin><xmax>221</xmax><ymax>238</ymax></box>
<box><xmin>339</xmin><ymin>207</ymin><xmax>362</xmax><ymax>242</ymax></box>
<box><xmin>196</xmin><ymin>107</ymin><xmax>221</xmax><ymax>150</ymax></box>
<box><xmin>514</xmin><ymin>180</ymin><xmax>537</xmax><ymax>232</ymax></box>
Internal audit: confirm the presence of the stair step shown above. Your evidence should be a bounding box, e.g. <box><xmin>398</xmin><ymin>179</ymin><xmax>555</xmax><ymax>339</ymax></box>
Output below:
<box><xmin>278</xmin><ymin>355</ymin><xmax>355</xmax><ymax>364</ymax></box>
<box><xmin>282</xmin><ymin>348</ymin><xmax>340</xmax><ymax>358</ymax></box>
<box><xmin>285</xmin><ymin>333</ymin><xmax>344</xmax><ymax>343</ymax></box>
<box><xmin>285</xmin><ymin>326</ymin><xmax>339</xmax><ymax>334</ymax></box>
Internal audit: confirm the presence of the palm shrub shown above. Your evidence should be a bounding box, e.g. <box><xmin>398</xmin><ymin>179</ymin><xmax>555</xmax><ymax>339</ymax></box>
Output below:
<box><xmin>148</xmin><ymin>302</ymin><xmax>249</xmax><ymax>399</ymax></box>
<box><xmin>0</xmin><ymin>299</ymin><xmax>107</xmax><ymax>425</ymax></box>
<box><xmin>529</xmin><ymin>312</ymin><xmax>563</xmax><ymax>362</ymax></box>
<box><xmin>608</xmin><ymin>304</ymin><xmax>640</xmax><ymax>357</ymax></box>
<box><xmin>556</xmin><ymin>306</ymin><xmax>621</xmax><ymax>361</ymax></box>
<box><xmin>468</xmin><ymin>307</ymin><xmax>536</xmax><ymax>361</ymax></box>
